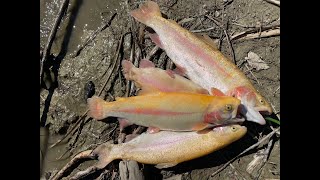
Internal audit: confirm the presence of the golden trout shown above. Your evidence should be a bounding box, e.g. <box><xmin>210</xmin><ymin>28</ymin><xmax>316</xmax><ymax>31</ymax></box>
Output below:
<box><xmin>87</xmin><ymin>92</ymin><xmax>242</xmax><ymax>132</ymax></box>
<box><xmin>130</xmin><ymin>1</ymin><xmax>273</xmax><ymax>125</ymax></box>
<box><xmin>76</xmin><ymin>125</ymin><xmax>247</xmax><ymax>171</ymax></box>
<box><xmin>122</xmin><ymin>59</ymin><xmax>209</xmax><ymax>95</ymax></box>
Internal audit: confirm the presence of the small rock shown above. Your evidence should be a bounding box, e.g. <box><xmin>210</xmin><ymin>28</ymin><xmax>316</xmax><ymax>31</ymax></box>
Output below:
<box><xmin>214</xmin><ymin>11</ymin><xmax>220</xmax><ymax>17</ymax></box>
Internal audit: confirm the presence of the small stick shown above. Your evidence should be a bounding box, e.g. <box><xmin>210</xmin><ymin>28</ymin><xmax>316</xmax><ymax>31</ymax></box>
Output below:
<box><xmin>230</xmin><ymin>25</ymin><xmax>279</xmax><ymax>41</ymax></box>
<box><xmin>190</xmin><ymin>27</ymin><xmax>215</xmax><ymax>33</ymax></box>
<box><xmin>205</xmin><ymin>15</ymin><xmax>236</xmax><ymax>64</ymax></box>
<box><xmin>145</xmin><ymin>46</ymin><xmax>160</xmax><ymax>60</ymax></box>
<box><xmin>49</xmin><ymin>110</ymin><xmax>88</xmax><ymax>148</ymax></box>
<box><xmin>235</xmin><ymin>29</ymin><xmax>280</xmax><ymax>41</ymax></box>
<box><xmin>40</xmin><ymin>0</ymin><xmax>70</xmax><ymax>85</ymax></box>
<box><xmin>210</xmin><ymin>127</ymin><xmax>280</xmax><ymax>177</ymax></box>
<box><xmin>49</xmin><ymin>150</ymin><xmax>94</xmax><ymax>180</ymax></box>
<box><xmin>263</xmin><ymin>0</ymin><xmax>280</xmax><ymax>7</ymax></box>
<box><xmin>245</xmin><ymin>64</ymin><xmax>262</xmax><ymax>86</ymax></box>
<box><xmin>72</xmin><ymin>13</ymin><xmax>117</xmax><ymax>58</ymax></box>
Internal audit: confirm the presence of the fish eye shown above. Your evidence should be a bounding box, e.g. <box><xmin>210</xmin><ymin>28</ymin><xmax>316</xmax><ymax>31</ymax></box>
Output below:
<box><xmin>231</xmin><ymin>126</ymin><xmax>237</xmax><ymax>132</ymax></box>
<box><xmin>225</xmin><ymin>104</ymin><xmax>233</xmax><ymax>111</ymax></box>
<box><xmin>259</xmin><ymin>99</ymin><xmax>265</xmax><ymax>104</ymax></box>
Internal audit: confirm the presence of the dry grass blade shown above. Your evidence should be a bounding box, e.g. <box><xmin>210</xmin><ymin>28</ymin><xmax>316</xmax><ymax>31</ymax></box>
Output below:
<box><xmin>210</xmin><ymin>127</ymin><xmax>280</xmax><ymax>177</ymax></box>
<box><xmin>40</xmin><ymin>0</ymin><xmax>70</xmax><ymax>85</ymax></box>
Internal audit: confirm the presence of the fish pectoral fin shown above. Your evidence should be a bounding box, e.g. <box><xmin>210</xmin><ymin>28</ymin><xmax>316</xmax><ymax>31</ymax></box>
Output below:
<box><xmin>149</xmin><ymin>33</ymin><xmax>164</xmax><ymax>48</ymax></box>
<box><xmin>139</xmin><ymin>58</ymin><xmax>155</xmax><ymax>68</ymax></box>
<box><xmin>210</xmin><ymin>87</ymin><xmax>226</xmax><ymax>96</ymax></box>
<box><xmin>191</xmin><ymin>122</ymin><xmax>210</xmax><ymax>131</ymax></box>
<box><xmin>155</xmin><ymin>162</ymin><xmax>178</xmax><ymax>169</ymax></box>
<box><xmin>147</xmin><ymin>126</ymin><xmax>161</xmax><ymax>134</ymax></box>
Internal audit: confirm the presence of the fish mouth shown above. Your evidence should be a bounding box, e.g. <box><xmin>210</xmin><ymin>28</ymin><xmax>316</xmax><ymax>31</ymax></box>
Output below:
<box><xmin>254</xmin><ymin>106</ymin><xmax>273</xmax><ymax>115</ymax></box>
<box><xmin>238</xmin><ymin>104</ymin><xmax>266</xmax><ymax>125</ymax></box>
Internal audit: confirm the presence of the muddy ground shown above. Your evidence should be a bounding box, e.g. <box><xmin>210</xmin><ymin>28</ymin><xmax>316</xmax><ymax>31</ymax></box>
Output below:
<box><xmin>40</xmin><ymin>0</ymin><xmax>280</xmax><ymax>179</ymax></box>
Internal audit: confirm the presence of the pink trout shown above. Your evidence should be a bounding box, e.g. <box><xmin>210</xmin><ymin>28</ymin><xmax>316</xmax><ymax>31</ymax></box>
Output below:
<box><xmin>88</xmin><ymin>92</ymin><xmax>242</xmax><ymax>132</ymax></box>
<box><xmin>71</xmin><ymin>125</ymin><xmax>247</xmax><ymax>173</ymax></box>
<box><xmin>130</xmin><ymin>1</ymin><xmax>273</xmax><ymax>125</ymax></box>
<box><xmin>122</xmin><ymin>59</ymin><xmax>209</xmax><ymax>95</ymax></box>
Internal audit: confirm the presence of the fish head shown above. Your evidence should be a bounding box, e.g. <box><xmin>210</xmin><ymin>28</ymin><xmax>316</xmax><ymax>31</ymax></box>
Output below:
<box><xmin>212</xmin><ymin>124</ymin><xmax>247</xmax><ymax>142</ymax></box>
<box><xmin>204</xmin><ymin>96</ymin><xmax>242</xmax><ymax>125</ymax></box>
<box><xmin>227</xmin><ymin>86</ymin><xmax>273</xmax><ymax>125</ymax></box>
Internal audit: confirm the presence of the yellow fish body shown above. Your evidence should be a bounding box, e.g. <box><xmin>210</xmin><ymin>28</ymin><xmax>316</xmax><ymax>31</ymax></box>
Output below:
<box><xmin>88</xmin><ymin>92</ymin><xmax>241</xmax><ymax>131</ymax></box>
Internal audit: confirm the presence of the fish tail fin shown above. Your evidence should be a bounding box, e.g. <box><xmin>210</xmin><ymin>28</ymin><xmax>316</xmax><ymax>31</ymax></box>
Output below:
<box><xmin>92</xmin><ymin>143</ymin><xmax>116</xmax><ymax>169</ymax></box>
<box><xmin>130</xmin><ymin>1</ymin><xmax>162</xmax><ymax>25</ymax></box>
<box><xmin>87</xmin><ymin>96</ymin><xmax>111</xmax><ymax>120</ymax></box>
<box><xmin>121</xmin><ymin>60</ymin><xmax>136</xmax><ymax>80</ymax></box>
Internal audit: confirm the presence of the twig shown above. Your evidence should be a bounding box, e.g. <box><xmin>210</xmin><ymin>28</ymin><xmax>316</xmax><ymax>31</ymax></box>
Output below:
<box><xmin>235</xmin><ymin>29</ymin><xmax>280</xmax><ymax>41</ymax></box>
<box><xmin>145</xmin><ymin>46</ymin><xmax>160</xmax><ymax>60</ymax></box>
<box><xmin>210</xmin><ymin>127</ymin><xmax>280</xmax><ymax>177</ymax></box>
<box><xmin>190</xmin><ymin>27</ymin><xmax>215</xmax><ymax>33</ymax></box>
<box><xmin>245</xmin><ymin>64</ymin><xmax>262</xmax><ymax>86</ymax></box>
<box><xmin>263</xmin><ymin>0</ymin><xmax>280</xmax><ymax>7</ymax></box>
<box><xmin>72</xmin><ymin>13</ymin><xmax>117</xmax><ymax>58</ymax></box>
<box><xmin>49</xmin><ymin>110</ymin><xmax>88</xmax><ymax>148</ymax></box>
<box><xmin>99</xmin><ymin>34</ymin><xmax>125</xmax><ymax>92</ymax></box>
<box><xmin>205</xmin><ymin>15</ymin><xmax>236</xmax><ymax>64</ymax></box>
<box><xmin>40</xmin><ymin>0</ymin><xmax>70</xmax><ymax>85</ymax></box>
<box><xmin>230</xmin><ymin>25</ymin><xmax>279</xmax><ymax>41</ymax></box>
<box><xmin>50</xmin><ymin>150</ymin><xmax>94</xmax><ymax>180</ymax></box>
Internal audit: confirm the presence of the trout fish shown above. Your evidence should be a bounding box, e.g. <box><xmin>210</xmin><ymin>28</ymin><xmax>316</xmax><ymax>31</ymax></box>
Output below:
<box><xmin>130</xmin><ymin>1</ymin><xmax>273</xmax><ymax>125</ymax></box>
<box><xmin>77</xmin><ymin>125</ymin><xmax>247</xmax><ymax>171</ymax></box>
<box><xmin>122</xmin><ymin>59</ymin><xmax>209</xmax><ymax>95</ymax></box>
<box><xmin>88</xmin><ymin>92</ymin><xmax>242</xmax><ymax>132</ymax></box>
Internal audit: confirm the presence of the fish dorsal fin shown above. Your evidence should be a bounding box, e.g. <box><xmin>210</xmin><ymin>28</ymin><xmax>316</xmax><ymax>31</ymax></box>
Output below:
<box><xmin>194</xmin><ymin>33</ymin><xmax>219</xmax><ymax>50</ymax></box>
<box><xmin>139</xmin><ymin>59</ymin><xmax>155</xmax><ymax>68</ymax></box>
<box><xmin>210</xmin><ymin>87</ymin><xmax>226</xmax><ymax>96</ymax></box>
<box><xmin>115</xmin><ymin>97</ymin><xmax>126</xmax><ymax>101</ymax></box>
<box><xmin>167</xmin><ymin>19</ymin><xmax>180</xmax><ymax>25</ymax></box>
<box><xmin>155</xmin><ymin>162</ymin><xmax>178</xmax><ymax>169</ymax></box>
<box><xmin>137</xmin><ymin>88</ymin><xmax>162</xmax><ymax>96</ymax></box>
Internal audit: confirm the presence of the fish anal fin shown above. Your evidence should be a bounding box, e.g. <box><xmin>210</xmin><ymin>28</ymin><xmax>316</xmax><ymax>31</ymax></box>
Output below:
<box><xmin>191</xmin><ymin>122</ymin><xmax>210</xmax><ymax>131</ymax></box>
<box><xmin>155</xmin><ymin>162</ymin><xmax>178</xmax><ymax>169</ymax></box>
<box><xmin>149</xmin><ymin>33</ymin><xmax>164</xmax><ymax>49</ymax></box>
<box><xmin>118</xmin><ymin>118</ymin><xmax>133</xmax><ymax>132</ymax></box>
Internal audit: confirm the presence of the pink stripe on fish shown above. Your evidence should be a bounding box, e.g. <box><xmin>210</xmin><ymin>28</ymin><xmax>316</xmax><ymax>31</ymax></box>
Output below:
<box><xmin>166</xmin><ymin>27</ymin><xmax>232</xmax><ymax>78</ymax></box>
<box><xmin>118</xmin><ymin>108</ymin><xmax>193</xmax><ymax>116</ymax></box>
